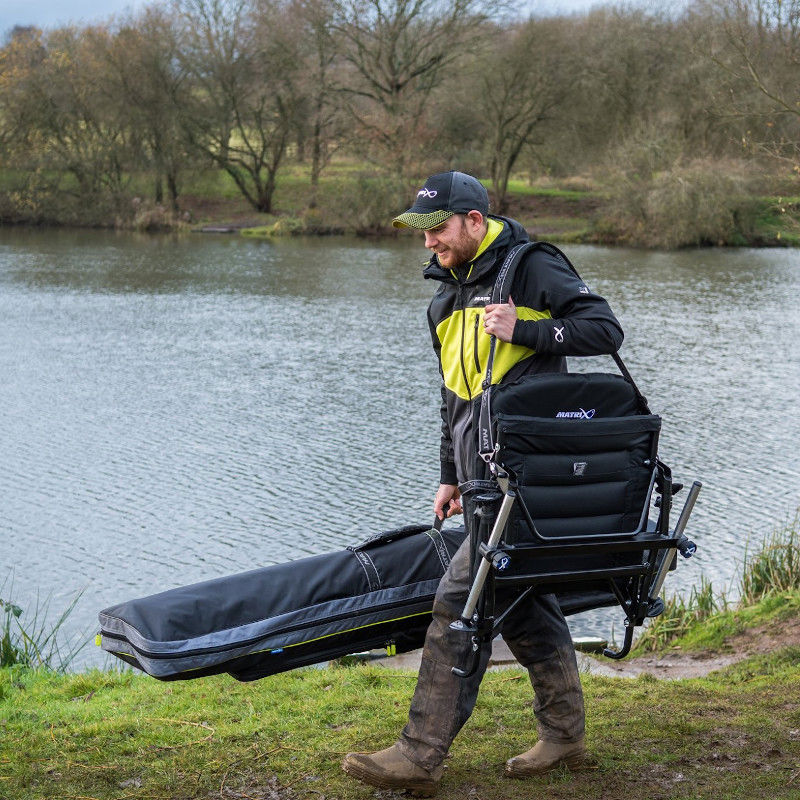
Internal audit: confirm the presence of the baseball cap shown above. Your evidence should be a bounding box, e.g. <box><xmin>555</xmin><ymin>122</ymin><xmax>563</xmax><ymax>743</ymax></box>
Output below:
<box><xmin>392</xmin><ymin>171</ymin><xmax>490</xmax><ymax>229</ymax></box>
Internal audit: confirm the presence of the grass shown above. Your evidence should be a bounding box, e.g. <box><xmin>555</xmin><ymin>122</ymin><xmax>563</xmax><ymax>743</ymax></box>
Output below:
<box><xmin>487</xmin><ymin>177</ymin><xmax>595</xmax><ymax>201</ymax></box>
<box><xmin>751</xmin><ymin>197</ymin><xmax>800</xmax><ymax>246</ymax></box>
<box><xmin>0</xmin><ymin>580</ymin><xmax>86</xmax><ymax>671</ymax></box>
<box><xmin>635</xmin><ymin>513</ymin><xmax>800</xmax><ymax>654</ymax></box>
<box><xmin>2</xmin><ymin>650</ymin><xmax>800</xmax><ymax>800</ymax></box>
<box><xmin>742</xmin><ymin>512</ymin><xmax>800</xmax><ymax>602</ymax></box>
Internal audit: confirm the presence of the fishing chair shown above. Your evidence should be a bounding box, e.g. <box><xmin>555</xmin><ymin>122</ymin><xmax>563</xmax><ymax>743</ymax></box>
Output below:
<box><xmin>450</xmin><ymin>244</ymin><xmax>701</xmax><ymax>677</ymax></box>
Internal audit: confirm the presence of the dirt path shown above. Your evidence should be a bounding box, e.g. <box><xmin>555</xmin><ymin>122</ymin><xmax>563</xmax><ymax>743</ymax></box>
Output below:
<box><xmin>371</xmin><ymin>614</ymin><xmax>800</xmax><ymax>680</ymax></box>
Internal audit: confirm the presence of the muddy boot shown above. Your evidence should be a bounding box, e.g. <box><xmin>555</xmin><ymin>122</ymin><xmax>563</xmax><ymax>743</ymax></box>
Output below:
<box><xmin>504</xmin><ymin>737</ymin><xmax>587</xmax><ymax>778</ymax></box>
<box><xmin>342</xmin><ymin>744</ymin><xmax>444</xmax><ymax>797</ymax></box>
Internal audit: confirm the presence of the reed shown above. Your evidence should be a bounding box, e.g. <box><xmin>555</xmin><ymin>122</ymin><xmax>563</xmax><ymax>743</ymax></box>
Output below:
<box><xmin>635</xmin><ymin>512</ymin><xmax>800</xmax><ymax>653</ymax></box>
<box><xmin>633</xmin><ymin>574</ymin><xmax>728</xmax><ymax>654</ymax></box>
<box><xmin>740</xmin><ymin>513</ymin><xmax>800</xmax><ymax>603</ymax></box>
<box><xmin>0</xmin><ymin>579</ymin><xmax>86</xmax><ymax>671</ymax></box>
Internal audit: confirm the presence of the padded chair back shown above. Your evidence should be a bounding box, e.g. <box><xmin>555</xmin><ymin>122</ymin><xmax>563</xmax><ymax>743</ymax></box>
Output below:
<box><xmin>491</xmin><ymin>372</ymin><xmax>660</xmax><ymax>541</ymax></box>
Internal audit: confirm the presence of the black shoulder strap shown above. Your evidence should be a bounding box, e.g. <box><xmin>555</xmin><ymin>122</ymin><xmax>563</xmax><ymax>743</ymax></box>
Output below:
<box><xmin>477</xmin><ymin>242</ymin><xmax>534</xmax><ymax>462</ymax></box>
<box><xmin>527</xmin><ymin>241</ymin><xmax>650</xmax><ymax>413</ymax></box>
<box><xmin>476</xmin><ymin>240</ymin><xmax>650</xmax><ymax>464</ymax></box>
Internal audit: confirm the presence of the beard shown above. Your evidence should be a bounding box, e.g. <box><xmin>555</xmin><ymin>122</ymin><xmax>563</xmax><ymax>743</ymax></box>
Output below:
<box><xmin>434</xmin><ymin>218</ymin><xmax>480</xmax><ymax>268</ymax></box>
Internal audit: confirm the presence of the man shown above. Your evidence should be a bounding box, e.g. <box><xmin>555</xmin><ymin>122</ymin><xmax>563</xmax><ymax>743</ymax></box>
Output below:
<box><xmin>342</xmin><ymin>171</ymin><xmax>624</xmax><ymax>796</ymax></box>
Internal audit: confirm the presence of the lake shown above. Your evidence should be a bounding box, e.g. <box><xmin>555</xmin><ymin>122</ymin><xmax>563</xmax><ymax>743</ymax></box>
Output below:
<box><xmin>1</xmin><ymin>228</ymin><xmax>798</xmax><ymax>669</ymax></box>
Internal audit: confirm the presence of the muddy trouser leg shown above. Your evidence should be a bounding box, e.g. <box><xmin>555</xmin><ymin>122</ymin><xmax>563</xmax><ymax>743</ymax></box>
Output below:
<box><xmin>501</xmin><ymin>593</ymin><xmax>585</xmax><ymax>744</ymax></box>
<box><xmin>396</xmin><ymin>535</ymin><xmax>492</xmax><ymax>772</ymax></box>
<box><xmin>396</xmin><ymin>533</ymin><xmax>585</xmax><ymax>771</ymax></box>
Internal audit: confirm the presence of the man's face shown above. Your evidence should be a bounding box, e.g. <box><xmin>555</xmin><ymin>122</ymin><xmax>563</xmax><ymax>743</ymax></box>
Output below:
<box><xmin>423</xmin><ymin>213</ymin><xmax>483</xmax><ymax>269</ymax></box>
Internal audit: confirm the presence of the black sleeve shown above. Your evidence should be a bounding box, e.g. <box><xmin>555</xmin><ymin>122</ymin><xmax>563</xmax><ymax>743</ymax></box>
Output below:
<box><xmin>510</xmin><ymin>249</ymin><xmax>624</xmax><ymax>356</ymax></box>
<box><xmin>438</xmin><ymin>377</ymin><xmax>457</xmax><ymax>485</ymax></box>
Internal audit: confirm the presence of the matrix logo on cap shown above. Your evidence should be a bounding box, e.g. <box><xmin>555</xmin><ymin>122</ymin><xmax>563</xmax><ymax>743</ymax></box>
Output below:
<box><xmin>418</xmin><ymin>188</ymin><xmax>438</xmax><ymax>198</ymax></box>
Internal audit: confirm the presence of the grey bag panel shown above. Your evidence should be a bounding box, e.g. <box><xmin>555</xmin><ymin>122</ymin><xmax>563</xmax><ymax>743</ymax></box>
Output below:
<box><xmin>98</xmin><ymin>526</ymin><xmax>465</xmax><ymax>680</ymax></box>
<box><xmin>99</xmin><ymin>578</ymin><xmax>442</xmax><ymax>660</ymax></box>
<box><xmin>100</xmin><ymin>578</ymin><xmax>443</xmax><ymax>679</ymax></box>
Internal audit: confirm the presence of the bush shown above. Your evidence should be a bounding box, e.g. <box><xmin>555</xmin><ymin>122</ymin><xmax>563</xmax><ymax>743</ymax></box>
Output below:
<box><xmin>597</xmin><ymin>125</ymin><xmax>762</xmax><ymax>247</ymax></box>
<box><xmin>603</xmin><ymin>157</ymin><xmax>760</xmax><ymax>248</ymax></box>
<box><xmin>328</xmin><ymin>173</ymin><xmax>414</xmax><ymax>234</ymax></box>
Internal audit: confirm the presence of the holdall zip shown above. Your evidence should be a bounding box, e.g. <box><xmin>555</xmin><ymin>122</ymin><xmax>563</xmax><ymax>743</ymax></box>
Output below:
<box><xmin>100</xmin><ymin>593</ymin><xmax>439</xmax><ymax>661</ymax></box>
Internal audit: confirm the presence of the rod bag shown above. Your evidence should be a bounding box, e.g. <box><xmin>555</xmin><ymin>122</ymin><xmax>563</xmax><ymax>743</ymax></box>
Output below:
<box><xmin>98</xmin><ymin>523</ymin><xmax>619</xmax><ymax>682</ymax></box>
<box><xmin>98</xmin><ymin>524</ymin><xmax>463</xmax><ymax>681</ymax></box>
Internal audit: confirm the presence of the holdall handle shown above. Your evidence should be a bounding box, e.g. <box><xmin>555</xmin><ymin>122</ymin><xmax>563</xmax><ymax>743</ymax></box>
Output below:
<box><xmin>477</xmin><ymin>240</ymin><xmax>651</xmax><ymax>464</ymax></box>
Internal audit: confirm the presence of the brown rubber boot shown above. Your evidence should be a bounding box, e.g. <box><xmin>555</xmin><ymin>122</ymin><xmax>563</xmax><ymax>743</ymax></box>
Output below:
<box><xmin>505</xmin><ymin>738</ymin><xmax>587</xmax><ymax>778</ymax></box>
<box><xmin>342</xmin><ymin>744</ymin><xmax>444</xmax><ymax>796</ymax></box>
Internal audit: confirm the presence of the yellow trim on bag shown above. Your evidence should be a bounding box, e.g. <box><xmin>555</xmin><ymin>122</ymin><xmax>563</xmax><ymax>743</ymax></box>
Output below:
<box><xmin>111</xmin><ymin>610</ymin><xmax>436</xmax><ymax>676</ymax></box>
<box><xmin>272</xmin><ymin>610</ymin><xmax>433</xmax><ymax>653</ymax></box>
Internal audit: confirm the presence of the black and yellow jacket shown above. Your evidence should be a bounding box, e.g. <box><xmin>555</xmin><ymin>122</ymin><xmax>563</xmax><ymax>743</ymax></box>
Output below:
<box><xmin>424</xmin><ymin>216</ymin><xmax>624</xmax><ymax>485</ymax></box>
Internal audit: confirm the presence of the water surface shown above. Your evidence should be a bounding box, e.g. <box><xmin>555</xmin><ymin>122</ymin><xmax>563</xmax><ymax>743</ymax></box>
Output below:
<box><xmin>1</xmin><ymin>229</ymin><xmax>797</xmax><ymax>667</ymax></box>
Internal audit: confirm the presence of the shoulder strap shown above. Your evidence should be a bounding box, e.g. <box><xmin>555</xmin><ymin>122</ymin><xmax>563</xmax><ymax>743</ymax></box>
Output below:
<box><xmin>476</xmin><ymin>240</ymin><xmax>650</xmax><ymax>464</ymax></box>
<box><xmin>477</xmin><ymin>242</ymin><xmax>534</xmax><ymax>463</ymax></box>
<box><xmin>528</xmin><ymin>241</ymin><xmax>650</xmax><ymax>413</ymax></box>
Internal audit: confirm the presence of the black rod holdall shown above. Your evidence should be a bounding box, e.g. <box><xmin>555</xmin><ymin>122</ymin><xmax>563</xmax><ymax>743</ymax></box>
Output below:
<box><xmin>96</xmin><ymin>512</ymin><xmax>647</xmax><ymax>681</ymax></box>
<box><xmin>450</xmin><ymin>241</ymin><xmax>702</xmax><ymax>678</ymax></box>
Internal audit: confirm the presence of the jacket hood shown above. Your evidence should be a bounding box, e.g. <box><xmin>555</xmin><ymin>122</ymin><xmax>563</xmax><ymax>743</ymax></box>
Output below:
<box><xmin>422</xmin><ymin>216</ymin><xmax>530</xmax><ymax>284</ymax></box>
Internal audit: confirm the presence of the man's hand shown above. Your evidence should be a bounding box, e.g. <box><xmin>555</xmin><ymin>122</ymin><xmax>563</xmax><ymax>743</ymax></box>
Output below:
<box><xmin>483</xmin><ymin>296</ymin><xmax>517</xmax><ymax>342</ymax></box>
<box><xmin>434</xmin><ymin>484</ymin><xmax>462</xmax><ymax>521</ymax></box>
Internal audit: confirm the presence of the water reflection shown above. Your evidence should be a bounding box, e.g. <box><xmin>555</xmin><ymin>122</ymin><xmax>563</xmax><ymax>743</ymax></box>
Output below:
<box><xmin>0</xmin><ymin>228</ymin><xmax>798</xmax><ymax>667</ymax></box>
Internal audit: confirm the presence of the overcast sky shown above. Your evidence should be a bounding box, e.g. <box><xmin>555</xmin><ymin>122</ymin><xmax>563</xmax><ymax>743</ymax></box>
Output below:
<box><xmin>1</xmin><ymin>0</ymin><xmax>642</xmax><ymax>39</ymax></box>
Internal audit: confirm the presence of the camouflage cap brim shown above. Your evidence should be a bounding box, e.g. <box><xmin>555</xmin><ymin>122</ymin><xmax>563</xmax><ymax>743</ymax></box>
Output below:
<box><xmin>391</xmin><ymin>209</ymin><xmax>454</xmax><ymax>229</ymax></box>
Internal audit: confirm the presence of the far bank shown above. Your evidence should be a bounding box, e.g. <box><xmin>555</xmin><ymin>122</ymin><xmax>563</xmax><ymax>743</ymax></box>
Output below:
<box><xmin>2</xmin><ymin>165</ymin><xmax>800</xmax><ymax>249</ymax></box>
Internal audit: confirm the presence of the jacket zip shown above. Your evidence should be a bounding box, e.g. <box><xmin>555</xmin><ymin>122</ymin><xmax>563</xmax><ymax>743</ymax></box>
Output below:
<box><xmin>473</xmin><ymin>314</ymin><xmax>481</xmax><ymax>373</ymax></box>
<box><xmin>457</xmin><ymin>284</ymin><xmax>472</xmax><ymax>400</ymax></box>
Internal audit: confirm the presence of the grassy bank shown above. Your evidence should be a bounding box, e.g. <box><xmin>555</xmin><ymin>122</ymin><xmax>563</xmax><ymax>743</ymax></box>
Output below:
<box><xmin>4</xmin><ymin>529</ymin><xmax>800</xmax><ymax>799</ymax></box>
<box><xmin>3</xmin><ymin>162</ymin><xmax>799</xmax><ymax>248</ymax></box>
<box><xmin>4</xmin><ymin>520</ymin><xmax>800</xmax><ymax>800</ymax></box>
<box><xmin>2</xmin><ymin>637</ymin><xmax>800</xmax><ymax>800</ymax></box>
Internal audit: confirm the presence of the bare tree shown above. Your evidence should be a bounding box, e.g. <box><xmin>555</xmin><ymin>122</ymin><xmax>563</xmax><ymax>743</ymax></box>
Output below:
<box><xmin>289</xmin><ymin>0</ymin><xmax>347</xmax><ymax>204</ymax></box>
<box><xmin>174</xmin><ymin>0</ymin><xmax>302</xmax><ymax>213</ymax></box>
<box><xmin>1</xmin><ymin>25</ymin><xmax>135</xmax><ymax>206</ymax></box>
<box><xmin>100</xmin><ymin>7</ymin><xmax>191</xmax><ymax>209</ymax></box>
<box><xmin>476</xmin><ymin>19</ymin><xmax>573</xmax><ymax>212</ymax></box>
<box><xmin>330</xmin><ymin>0</ymin><xmax>491</xmax><ymax>173</ymax></box>
<box><xmin>706</xmin><ymin>0</ymin><xmax>800</xmax><ymax>168</ymax></box>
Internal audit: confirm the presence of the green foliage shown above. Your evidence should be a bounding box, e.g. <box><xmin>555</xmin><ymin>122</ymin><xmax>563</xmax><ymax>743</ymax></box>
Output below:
<box><xmin>750</xmin><ymin>197</ymin><xmax>800</xmax><ymax>245</ymax></box>
<box><xmin>633</xmin><ymin>575</ymin><xmax>729</xmax><ymax>654</ymax></box>
<box><xmin>328</xmin><ymin>173</ymin><xmax>415</xmax><ymax>234</ymax></box>
<box><xmin>636</xmin><ymin>513</ymin><xmax>800</xmax><ymax>654</ymax></box>
<box><xmin>0</xmin><ymin>598</ymin><xmax>24</xmax><ymax>667</ymax></box>
<box><xmin>741</xmin><ymin>512</ymin><xmax>800</xmax><ymax>603</ymax></box>
<box><xmin>0</xmin><ymin>580</ymin><xmax>86</xmax><ymax>671</ymax></box>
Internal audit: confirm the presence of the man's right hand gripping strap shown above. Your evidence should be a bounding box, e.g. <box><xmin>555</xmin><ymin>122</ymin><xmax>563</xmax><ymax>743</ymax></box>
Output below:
<box><xmin>477</xmin><ymin>242</ymin><xmax>536</xmax><ymax>463</ymax></box>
